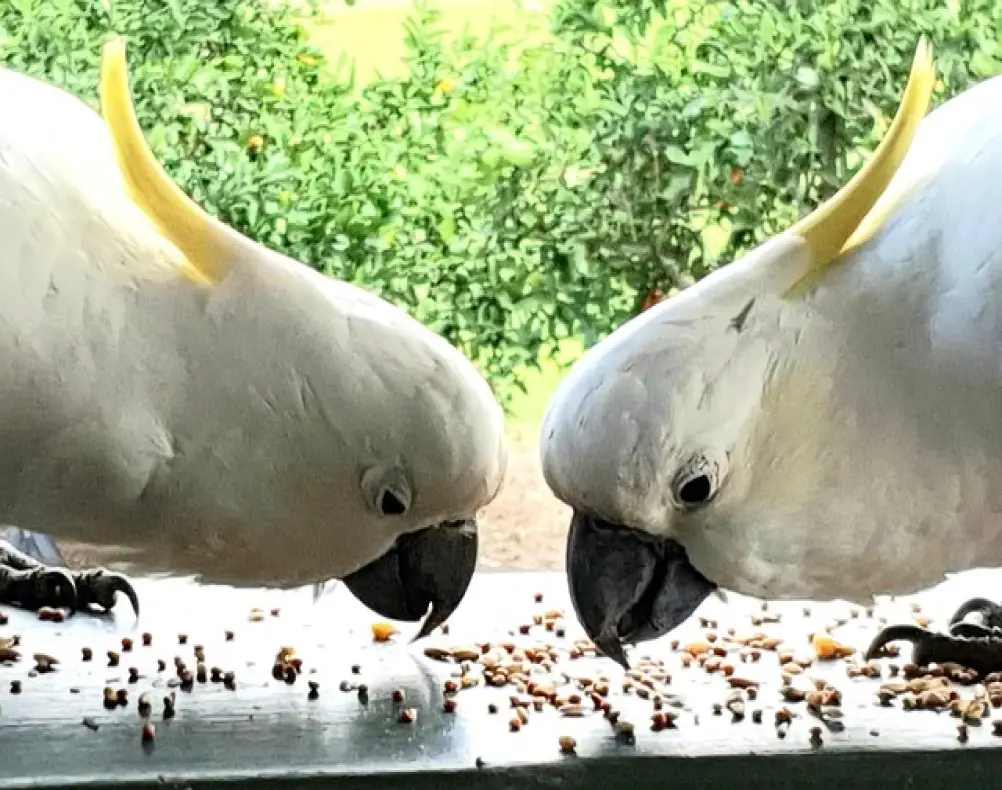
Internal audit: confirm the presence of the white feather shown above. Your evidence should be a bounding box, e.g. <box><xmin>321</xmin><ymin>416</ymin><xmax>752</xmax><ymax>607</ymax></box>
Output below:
<box><xmin>542</xmin><ymin>71</ymin><xmax>1002</xmax><ymax>604</ymax></box>
<box><xmin>0</xmin><ymin>67</ymin><xmax>507</xmax><ymax>588</ymax></box>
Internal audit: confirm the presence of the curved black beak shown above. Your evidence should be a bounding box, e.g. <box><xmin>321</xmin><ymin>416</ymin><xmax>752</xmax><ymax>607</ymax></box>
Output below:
<box><xmin>566</xmin><ymin>511</ymin><xmax>716</xmax><ymax>669</ymax></box>
<box><xmin>342</xmin><ymin>519</ymin><xmax>478</xmax><ymax>641</ymax></box>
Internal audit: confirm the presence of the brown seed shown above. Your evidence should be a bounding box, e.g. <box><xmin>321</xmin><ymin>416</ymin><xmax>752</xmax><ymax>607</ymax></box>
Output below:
<box><xmin>614</xmin><ymin>720</ymin><xmax>635</xmax><ymax>738</ymax></box>
<box><xmin>225</xmin><ymin>630</ymin><xmax>235</xmax><ymax>642</ymax></box>
<box><xmin>81</xmin><ymin>647</ymin><xmax>93</xmax><ymax>662</ymax></box>
<box><xmin>37</xmin><ymin>606</ymin><xmax>65</xmax><ymax>622</ymax></box>
<box><xmin>33</xmin><ymin>653</ymin><xmax>58</xmax><ymax>673</ymax></box>
<box><xmin>964</xmin><ymin>701</ymin><xmax>987</xmax><ymax>724</ymax></box>
<box><xmin>271</xmin><ymin>607</ymin><xmax>281</xmax><ymax>617</ymax></box>
<box><xmin>178</xmin><ymin>634</ymin><xmax>188</xmax><ymax>645</ymax></box>
<box><xmin>129</xmin><ymin>667</ymin><xmax>140</xmax><ymax>684</ymax></box>
<box><xmin>958</xmin><ymin>723</ymin><xmax>969</xmax><ymax>743</ymax></box>
<box><xmin>138</xmin><ymin>692</ymin><xmax>152</xmax><ymax>717</ymax></box>
<box><xmin>194</xmin><ymin>646</ymin><xmax>205</xmax><ymax>662</ymax></box>
<box><xmin>684</xmin><ymin>641</ymin><xmax>710</xmax><ymax>656</ymax></box>
<box><xmin>451</xmin><ymin>647</ymin><xmax>481</xmax><ymax>662</ymax></box>
<box><xmin>392</xmin><ymin>689</ymin><xmax>405</xmax><ymax>703</ymax></box>
<box><xmin>751</xmin><ymin>709</ymin><xmax>763</xmax><ymax>724</ymax></box>
<box><xmin>121</xmin><ymin>637</ymin><xmax>133</xmax><ymax>652</ymax></box>
<box><xmin>398</xmin><ymin>707</ymin><xmax>417</xmax><ymax>724</ymax></box>
<box><xmin>163</xmin><ymin>694</ymin><xmax>176</xmax><ymax>719</ymax></box>
<box><xmin>107</xmin><ymin>650</ymin><xmax>120</xmax><ymax>667</ymax></box>
<box><xmin>116</xmin><ymin>688</ymin><xmax>128</xmax><ymax>706</ymax></box>
<box><xmin>993</xmin><ymin>719</ymin><xmax>1002</xmax><ymax>737</ymax></box>
<box><xmin>809</xmin><ymin>726</ymin><xmax>823</xmax><ymax>747</ymax></box>
<box><xmin>10</xmin><ymin>679</ymin><xmax>22</xmax><ymax>694</ymax></box>
<box><xmin>534</xmin><ymin>592</ymin><xmax>544</xmax><ymax>603</ymax></box>
<box><xmin>141</xmin><ymin>722</ymin><xmax>156</xmax><ymax>743</ymax></box>
<box><xmin>308</xmin><ymin>681</ymin><xmax>320</xmax><ymax>700</ymax></box>
<box><xmin>157</xmin><ymin>659</ymin><xmax>166</xmax><ymax>672</ymax></box>
<box><xmin>443</xmin><ymin>698</ymin><xmax>457</xmax><ymax>713</ymax></box>
<box><xmin>558</xmin><ymin>735</ymin><xmax>577</xmax><ymax>754</ymax></box>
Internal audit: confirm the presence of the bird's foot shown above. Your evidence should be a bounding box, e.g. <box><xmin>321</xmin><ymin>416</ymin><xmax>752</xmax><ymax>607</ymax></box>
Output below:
<box><xmin>864</xmin><ymin>596</ymin><xmax>1002</xmax><ymax>676</ymax></box>
<box><xmin>0</xmin><ymin>537</ymin><xmax>139</xmax><ymax>617</ymax></box>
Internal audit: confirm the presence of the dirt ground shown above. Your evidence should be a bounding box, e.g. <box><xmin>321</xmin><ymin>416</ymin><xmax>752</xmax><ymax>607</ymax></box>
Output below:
<box><xmin>57</xmin><ymin>437</ymin><xmax>570</xmax><ymax>574</ymax></box>
<box><xmin>478</xmin><ymin>438</ymin><xmax>570</xmax><ymax>571</ymax></box>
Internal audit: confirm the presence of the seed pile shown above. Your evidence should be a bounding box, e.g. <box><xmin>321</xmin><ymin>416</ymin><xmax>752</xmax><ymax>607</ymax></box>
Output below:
<box><xmin>1</xmin><ymin>624</ymin><xmax>249</xmax><ymax>745</ymax></box>
<box><xmin>3</xmin><ymin>594</ymin><xmax>1002</xmax><ymax>755</ymax></box>
<box><xmin>413</xmin><ymin>598</ymin><xmax>1002</xmax><ymax>750</ymax></box>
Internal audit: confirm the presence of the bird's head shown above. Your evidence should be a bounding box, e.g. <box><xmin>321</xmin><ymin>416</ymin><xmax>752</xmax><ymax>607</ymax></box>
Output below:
<box><xmin>98</xmin><ymin>38</ymin><xmax>506</xmax><ymax>639</ymax></box>
<box><xmin>539</xmin><ymin>39</ymin><xmax>936</xmax><ymax>666</ymax></box>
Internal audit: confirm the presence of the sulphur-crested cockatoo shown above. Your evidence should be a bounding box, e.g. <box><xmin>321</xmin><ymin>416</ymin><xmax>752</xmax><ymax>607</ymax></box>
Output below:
<box><xmin>0</xmin><ymin>37</ymin><xmax>506</xmax><ymax>638</ymax></box>
<box><xmin>540</xmin><ymin>38</ymin><xmax>1002</xmax><ymax>668</ymax></box>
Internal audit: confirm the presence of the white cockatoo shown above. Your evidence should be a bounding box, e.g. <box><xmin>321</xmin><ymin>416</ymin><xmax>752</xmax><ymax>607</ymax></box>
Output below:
<box><xmin>540</xmin><ymin>38</ymin><xmax>1002</xmax><ymax>669</ymax></box>
<box><xmin>0</xmin><ymin>37</ymin><xmax>507</xmax><ymax>638</ymax></box>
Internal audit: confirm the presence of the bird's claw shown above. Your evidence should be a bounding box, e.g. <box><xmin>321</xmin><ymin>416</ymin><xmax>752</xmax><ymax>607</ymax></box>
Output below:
<box><xmin>864</xmin><ymin>596</ymin><xmax>1002</xmax><ymax>676</ymax></box>
<box><xmin>0</xmin><ymin>539</ymin><xmax>138</xmax><ymax>618</ymax></box>
<box><xmin>948</xmin><ymin>597</ymin><xmax>1002</xmax><ymax>632</ymax></box>
<box><xmin>74</xmin><ymin>568</ymin><xmax>140</xmax><ymax>617</ymax></box>
<box><xmin>0</xmin><ymin>563</ymin><xmax>77</xmax><ymax>612</ymax></box>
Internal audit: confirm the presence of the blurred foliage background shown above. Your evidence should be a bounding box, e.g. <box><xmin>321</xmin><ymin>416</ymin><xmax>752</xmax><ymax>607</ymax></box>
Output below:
<box><xmin>1</xmin><ymin>0</ymin><xmax>997</xmax><ymax>414</ymax></box>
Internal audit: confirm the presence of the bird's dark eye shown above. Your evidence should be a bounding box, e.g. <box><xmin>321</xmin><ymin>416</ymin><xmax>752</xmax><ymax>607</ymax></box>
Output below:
<box><xmin>678</xmin><ymin>475</ymin><xmax>713</xmax><ymax>505</ymax></box>
<box><xmin>378</xmin><ymin>489</ymin><xmax>408</xmax><ymax>516</ymax></box>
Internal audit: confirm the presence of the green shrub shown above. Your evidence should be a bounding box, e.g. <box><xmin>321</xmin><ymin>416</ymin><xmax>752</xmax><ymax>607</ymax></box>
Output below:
<box><xmin>3</xmin><ymin>0</ymin><xmax>1001</xmax><ymax>407</ymax></box>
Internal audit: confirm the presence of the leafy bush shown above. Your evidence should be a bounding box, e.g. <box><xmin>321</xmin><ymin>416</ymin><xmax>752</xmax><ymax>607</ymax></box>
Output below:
<box><xmin>545</xmin><ymin>0</ymin><xmax>1002</xmax><ymax>311</ymax></box>
<box><xmin>2</xmin><ymin>0</ymin><xmax>1001</xmax><ymax>406</ymax></box>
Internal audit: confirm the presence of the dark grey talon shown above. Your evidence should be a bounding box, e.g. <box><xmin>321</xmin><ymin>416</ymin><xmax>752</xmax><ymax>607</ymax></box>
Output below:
<box><xmin>0</xmin><ymin>566</ymin><xmax>78</xmax><ymax>612</ymax></box>
<box><xmin>949</xmin><ymin>621</ymin><xmax>1002</xmax><ymax>640</ymax></box>
<box><xmin>949</xmin><ymin>597</ymin><xmax>1002</xmax><ymax>630</ymax></box>
<box><xmin>75</xmin><ymin>569</ymin><xmax>140</xmax><ymax>617</ymax></box>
